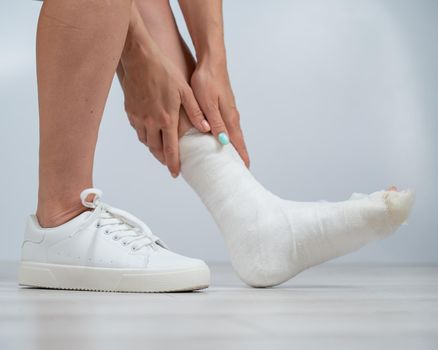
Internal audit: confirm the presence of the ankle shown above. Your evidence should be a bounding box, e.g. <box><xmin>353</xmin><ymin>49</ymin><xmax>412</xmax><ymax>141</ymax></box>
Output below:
<box><xmin>36</xmin><ymin>200</ymin><xmax>89</xmax><ymax>228</ymax></box>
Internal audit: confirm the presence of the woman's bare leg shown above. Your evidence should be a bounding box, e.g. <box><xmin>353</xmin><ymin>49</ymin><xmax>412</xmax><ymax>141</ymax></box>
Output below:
<box><xmin>135</xmin><ymin>0</ymin><xmax>195</xmax><ymax>137</ymax></box>
<box><xmin>36</xmin><ymin>0</ymin><xmax>132</xmax><ymax>227</ymax></box>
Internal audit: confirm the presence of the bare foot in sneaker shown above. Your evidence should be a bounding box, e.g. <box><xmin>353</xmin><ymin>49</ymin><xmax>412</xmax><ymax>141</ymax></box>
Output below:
<box><xmin>20</xmin><ymin>189</ymin><xmax>210</xmax><ymax>292</ymax></box>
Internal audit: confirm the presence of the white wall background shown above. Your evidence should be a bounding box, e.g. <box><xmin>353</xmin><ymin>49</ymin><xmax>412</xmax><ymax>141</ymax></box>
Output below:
<box><xmin>0</xmin><ymin>0</ymin><xmax>437</xmax><ymax>263</ymax></box>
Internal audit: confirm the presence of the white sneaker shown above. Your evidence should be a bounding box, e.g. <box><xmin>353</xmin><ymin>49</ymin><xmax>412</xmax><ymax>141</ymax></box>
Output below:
<box><xmin>19</xmin><ymin>188</ymin><xmax>210</xmax><ymax>292</ymax></box>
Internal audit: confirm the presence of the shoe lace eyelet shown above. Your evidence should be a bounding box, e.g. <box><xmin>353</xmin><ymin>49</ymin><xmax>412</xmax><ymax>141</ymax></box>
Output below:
<box><xmin>122</xmin><ymin>241</ymin><xmax>128</xmax><ymax>246</ymax></box>
<box><xmin>104</xmin><ymin>230</ymin><xmax>110</xmax><ymax>235</ymax></box>
<box><xmin>96</xmin><ymin>222</ymin><xmax>101</xmax><ymax>228</ymax></box>
<box><xmin>113</xmin><ymin>236</ymin><xmax>119</xmax><ymax>241</ymax></box>
<box><xmin>131</xmin><ymin>246</ymin><xmax>137</xmax><ymax>252</ymax></box>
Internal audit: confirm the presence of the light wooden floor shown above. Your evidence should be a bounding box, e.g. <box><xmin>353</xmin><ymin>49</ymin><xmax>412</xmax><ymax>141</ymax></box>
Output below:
<box><xmin>0</xmin><ymin>262</ymin><xmax>437</xmax><ymax>350</ymax></box>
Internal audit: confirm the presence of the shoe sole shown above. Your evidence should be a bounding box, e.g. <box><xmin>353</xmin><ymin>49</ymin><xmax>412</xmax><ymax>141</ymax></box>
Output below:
<box><xmin>18</xmin><ymin>261</ymin><xmax>210</xmax><ymax>293</ymax></box>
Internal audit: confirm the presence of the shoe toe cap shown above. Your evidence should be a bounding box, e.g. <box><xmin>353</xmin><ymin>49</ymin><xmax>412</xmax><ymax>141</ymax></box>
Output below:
<box><xmin>147</xmin><ymin>247</ymin><xmax>208</xmax><ymax>272</ymax></box>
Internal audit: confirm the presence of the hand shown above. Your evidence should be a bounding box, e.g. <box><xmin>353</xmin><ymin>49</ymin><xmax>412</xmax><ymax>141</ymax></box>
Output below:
<box><xmin>191</xmin><ymin>62</ymin><xmax>250</xmax><ymax>167</ymax></box>
<box><xmin>118</xmin><ymin>24</ymin><xmax>210</xmax><ymax>177</ymax></box>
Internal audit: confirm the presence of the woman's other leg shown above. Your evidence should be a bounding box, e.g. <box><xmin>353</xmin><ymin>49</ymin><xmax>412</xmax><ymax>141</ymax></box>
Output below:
<box><xmin>36</xmin><ymin>0</ymin><xmax>132</xmax><ymax>227</ymax></box>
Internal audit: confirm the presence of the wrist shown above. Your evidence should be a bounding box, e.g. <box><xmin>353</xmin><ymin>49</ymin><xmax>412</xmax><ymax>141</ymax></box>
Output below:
<box><xmin>192</xmin><ymin>28</ymin><xmax>227</xmax><ymax>67</ymax></box>
<box><xmin>122</xmin><ymin>29</ymin><xmax>162</xmax><ymax>70</ymax></box>
<box><xmin>122</xmin><ymin>4</ymin><xmax>160</xmax><ymax>63</ymax></box>
<box><xmin>196</xmin><ymin>46</ymin><xmax>228</xmax><ymax>72</ymax></box>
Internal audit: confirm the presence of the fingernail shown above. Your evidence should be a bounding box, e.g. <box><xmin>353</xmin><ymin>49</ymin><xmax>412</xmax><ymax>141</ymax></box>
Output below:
<box><xmin>171</xmin><ymin>172</ymin><xmax>178</xmax><ymax>178</ymax></box>
<box><xmin>201</xmin><ymin>120</ymin><xmax>211</xmax><ymax>132</ymax></box>
<box><xmin>218</xmin><ymin>132</ymin><xmax>229</xmax><ymax>145</ymax></box>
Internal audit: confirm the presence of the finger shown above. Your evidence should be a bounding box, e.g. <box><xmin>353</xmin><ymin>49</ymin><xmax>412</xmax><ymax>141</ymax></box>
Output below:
<box><xmin>127</xmin><ymin>113</ymin><xmax>136</xmax><ymax>129</ymax></box>
<box><xmin>146</xmin><ymin>128</ymin><xmax>165</xmax><ymax>165</ymax></box>
<box><xmin>221</xmin><ymin>105</ymin><xmax>250</xmax><ymax>167</ymax></box>
<box><xmin>133</xmin><ymin>119</ymin><xmax>147</xmax><ymax>145</ymax></box>
<box><xmin>180</xmin><ymin>87</ymin><xmax>210</xmax><ymax>133</ymax></box>
<box><xmin>201</xmin><ymin>99</ymin><xmax>229</xmax><ymax>145</ymax></box>
<box><xmin>229</xmin><ymin>127</ymin><xmax>250</xmax><ymax>168</ymax></box>
<box><xmin>162</xmin><ymin>122</ymin><xmax>180</xmax><ymax>178</ymax></box>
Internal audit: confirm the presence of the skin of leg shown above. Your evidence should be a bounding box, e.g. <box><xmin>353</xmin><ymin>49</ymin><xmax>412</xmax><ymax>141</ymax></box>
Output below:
<box><xmin>135</xmin><ymin>0</ymin><xmax>195</xmax><ymax>137</ymax></box>
<box><xmin>36</xmin><ymin>0</ymin><xmax>132</xmax><ymax>227</ymax></box>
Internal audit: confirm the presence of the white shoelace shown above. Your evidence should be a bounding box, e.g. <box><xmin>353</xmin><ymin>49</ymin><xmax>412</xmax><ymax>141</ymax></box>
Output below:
<box><xmin>80</xmin><ymin>188</ymin><xmax>167</xmax><ymax>252</ymax></box>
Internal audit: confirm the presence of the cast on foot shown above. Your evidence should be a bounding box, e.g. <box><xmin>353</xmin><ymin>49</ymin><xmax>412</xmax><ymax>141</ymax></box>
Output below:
<box><xmin>180</xmin><ymin>130</ymin><xmax>414</xmax><ymax>287</ymax></box>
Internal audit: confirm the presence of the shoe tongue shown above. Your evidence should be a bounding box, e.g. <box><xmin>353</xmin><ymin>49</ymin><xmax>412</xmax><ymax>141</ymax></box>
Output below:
<box><xmin>100</xmin><ymin>209</ymin><xmax>136</xmax><ymax>232</ymax></box>
<box><xmin>100</xmin><ymin>210</ymin><xmax>113</xmax><ymax>219</ymax></box>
